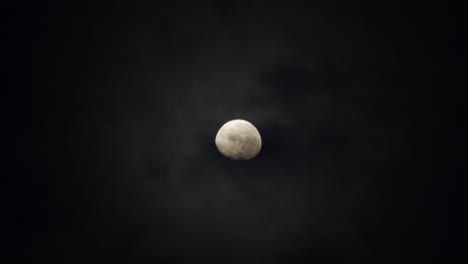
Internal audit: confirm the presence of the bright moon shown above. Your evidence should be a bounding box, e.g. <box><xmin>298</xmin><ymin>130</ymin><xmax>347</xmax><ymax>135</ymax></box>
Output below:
<box><xmin>215</xmin><ymin>119</ymin><xmax>262</xmax><ymax>160</ymax></box>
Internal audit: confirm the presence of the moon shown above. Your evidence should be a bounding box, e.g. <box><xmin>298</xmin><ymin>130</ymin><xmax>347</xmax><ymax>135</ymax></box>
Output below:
<box><xmin>215</xmin><ymin>119</ymin><xmax>262</xmax><ymax>160</ymax></box>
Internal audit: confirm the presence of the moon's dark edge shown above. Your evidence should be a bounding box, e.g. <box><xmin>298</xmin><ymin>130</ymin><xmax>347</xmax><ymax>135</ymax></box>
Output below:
<box><xmin>12</xmin><ymin>1</ymin><xmax>465</xmax><ymax>264</ymax></box>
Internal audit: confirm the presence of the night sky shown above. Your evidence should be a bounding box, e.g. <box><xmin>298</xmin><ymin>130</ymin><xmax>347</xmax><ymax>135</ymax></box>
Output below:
<box><xmin>11</xmin><ymin>1</ymin><xmax>466</xmax><ymax>263</ymax></box>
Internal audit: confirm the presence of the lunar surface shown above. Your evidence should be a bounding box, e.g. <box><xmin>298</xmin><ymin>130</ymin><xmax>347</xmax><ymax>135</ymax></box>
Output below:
<box><xmin>215</xmin><ymin>119</ymin><xmax>262</xmax><ymax>160</ymax></box>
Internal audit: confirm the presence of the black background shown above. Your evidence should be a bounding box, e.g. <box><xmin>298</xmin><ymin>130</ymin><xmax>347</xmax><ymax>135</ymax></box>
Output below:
<box><xmin>9</xmin><ymin>0</ymin><xmax>466</xmax><ymax>263</ymax></box>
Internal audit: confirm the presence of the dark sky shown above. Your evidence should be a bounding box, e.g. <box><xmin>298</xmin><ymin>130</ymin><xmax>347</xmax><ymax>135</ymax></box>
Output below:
<box><xmin>10</xmin><ymin>0</ymin><xmax>466</xmax><ymax>263</ymax></box>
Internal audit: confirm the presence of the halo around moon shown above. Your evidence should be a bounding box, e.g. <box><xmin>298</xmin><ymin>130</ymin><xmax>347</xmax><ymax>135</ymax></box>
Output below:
<box><xmin>215</xmin><ymin>119</ymin><xmax>262</xmax><ymax>160</ymax></box>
